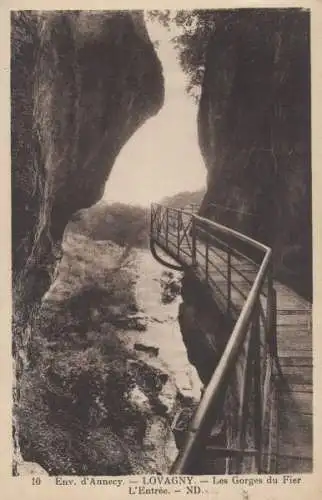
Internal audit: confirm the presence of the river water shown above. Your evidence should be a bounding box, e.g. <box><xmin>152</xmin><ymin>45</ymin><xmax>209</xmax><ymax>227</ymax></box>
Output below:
<box><xmin>125</xmin><ymin>248</ymin><xmax>202</xmax><ymax>401</ymax></box>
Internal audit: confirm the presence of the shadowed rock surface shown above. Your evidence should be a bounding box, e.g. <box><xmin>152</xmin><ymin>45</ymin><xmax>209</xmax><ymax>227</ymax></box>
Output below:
<box><xmin>176</xmin><ymin>11</ymin><xmax>312</xmax><ymax>472</ymax></box>
<box><xmin>179</xmin><ymin>8</ymin><xmax>311</xmax><ymax>387</ymax></box>
<box><xmin>12</xmin><ymin>10</ymin><xmax>164</xmax><ymax>324</ymax></box>
<box><xmin>198</xmin><ymin>10</ymin><xmax>311</xmax><ymax>300</ymax></box>
<box><xmin>11</xmin><ymin>11</ymin><xmax>164</xmax><ymax>473</ymax></box>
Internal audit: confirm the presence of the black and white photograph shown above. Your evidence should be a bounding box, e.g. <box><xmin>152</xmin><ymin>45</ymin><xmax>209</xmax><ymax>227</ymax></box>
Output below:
<box><xmin>11</xmin><ymin>7</ymin><xmax>312</xmax><ymax>480</ymax></box>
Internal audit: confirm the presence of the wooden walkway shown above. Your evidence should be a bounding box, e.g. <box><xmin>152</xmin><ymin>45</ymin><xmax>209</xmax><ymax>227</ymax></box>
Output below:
<box><xmin>150</xmin><ymin>204</ymin><xmax>312</xmax><ymax>474</ymax></box>
<box><xmin>274</xmin><ymin>281</ymin><xmax>312</xmax><ymax>472</ymax></box>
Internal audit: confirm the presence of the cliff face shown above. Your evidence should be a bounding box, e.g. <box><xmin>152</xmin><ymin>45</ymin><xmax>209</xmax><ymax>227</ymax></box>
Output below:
<box><xmin>177</xmin><ymin>13</ymin><xmax>311</xmax><ymax>463</ymax></box>
<box><xmin>12</xmin><ymin>10</ymin><xmax>164</xmax><ymax>323</ymax></box>
<box><xmin>179</xmin><ymin>272</ymin><xmax>230</xmax><ymax>386</ymax></box>
<box><xmin>198</xmin><ymin>10</ymin><xmax>311</xmax><ymax>300</ymax></box>
<box><xmin>11</xmin><ymin>11</ymin><xmax>164</xmax><ymax>472</ymax></box>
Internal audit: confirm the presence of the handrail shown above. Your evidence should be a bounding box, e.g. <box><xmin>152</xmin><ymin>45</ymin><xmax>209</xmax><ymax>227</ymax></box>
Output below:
<box><xmin>171</xmin><ymin>248</ymin><xmax>272</xmax><ymax>473</ymax></box>
<box><xmin>154</xmin><ymin>202</ymin><xmax>269</xmax><ymax>253</ymax></box>
<box><xmin>154</xmin><ymin>202</ymin><xmax>196</xmax><ymax>218</ymax></box>
<box><xmin>194</xmin><ymin>214</ymin><xmax>270</xmax><ymax>253</ymax></box>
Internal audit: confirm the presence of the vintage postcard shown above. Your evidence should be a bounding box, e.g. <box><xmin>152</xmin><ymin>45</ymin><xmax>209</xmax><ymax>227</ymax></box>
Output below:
<box><xmin>2</xmin><ymin>0</ymin><xmax>321</xmax><ymax>499</ymax></box>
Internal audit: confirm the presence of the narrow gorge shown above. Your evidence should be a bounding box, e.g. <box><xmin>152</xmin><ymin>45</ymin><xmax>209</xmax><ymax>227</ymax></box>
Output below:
<box><xmin>12</xmin><ymin>10</ymin><xmax>203</xmax><ymax>474</ymax></box>
<box><xmin>12</xmin><ymin>9</ymin><xmax>311</xmax><ymax>475</ymax></box>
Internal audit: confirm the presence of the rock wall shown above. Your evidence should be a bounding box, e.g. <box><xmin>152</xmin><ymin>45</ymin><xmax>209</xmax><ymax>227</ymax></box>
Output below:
<box><xmin>12</xmin><ymin>10</ymin><xmax>164</xmax><ymax>325</ymax></box>
<box><xmin>177</xmin><ymin>12</ymin><xmax>311</xmax><ymax>469</ymax></box>
<box><xmin>198</xmin><ymin>10</ymin><xmax>311</xmax><ymax>300</ymax></box>
<box><xmin>179</xmin><ymin>272</ymin><xmax>231</xmax><ymax>386</ymax></box>
<box><xmin>11</xmin><ymin>10</ymin><xmax>164</xmax><ymax>472</ymax></box>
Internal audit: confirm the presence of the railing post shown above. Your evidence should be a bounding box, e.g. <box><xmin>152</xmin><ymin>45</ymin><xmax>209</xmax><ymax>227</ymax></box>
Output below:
<box><xmin>157</xmin><ymin>205</ymin><xmax>161</xmax><ymax>237</ymax></box>
<box><xmin>165</xmin><ymin>208</ymin><xmax>169</xmax><ymax>249</ymax></box>
<box><xmin>266</xmin><ymin>261</ymin><xmax>273</xmax><ymax>334</ymax></box>
<box><xmin>227</xmin><ymin>248</ymin><xmax>232</xmax><ymax>315</ymax></box>
<box><xmin>252</xmin><ymin>299</ymin><xmax>262</xmax><ymax>473</ymax></box>
<box><xmin>269</xmin><ymin>288</ymin><xmax>278</xmax><ymax>364</ymax></box>
<box><xmin>236</xmin><ymin>326</ymin><xmax>253</xmax><ymax>473</ymax></box>
<box><xmin>150</xmin><ymin>205</ymin><xmax>154</xmax><ymax>237</ymax></box>
<box><xmin>177</xmin><ymin>211</ymin><xmax>181</xmax><ymax>257</ymax></box>
<box><xmin>272</xmin><ymin>288</ymin><xmax>277</xmax><ymax>353</ymax></box>
<box><xmin>191</xmin><ymin>215</ymin><xmax>197</xmax><ymax>266</ymax></box>
<box><xmin>266</xmin><ymin>261</ymin><xmax>278</xmax><ymax>362</ymax></box>
<box><xmin>205</xmin><ymin>233</ymin><xmax>209</xmax><ymax>282</ymax></box>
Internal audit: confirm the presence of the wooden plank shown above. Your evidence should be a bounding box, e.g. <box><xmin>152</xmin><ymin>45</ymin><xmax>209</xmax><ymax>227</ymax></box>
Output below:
<box><xmin>283</xmin><ymin>384</ymin><xmax>313</xmax><ymax>395</ymax></box>
<box><xmin>277</xmin><ymin>345</ymin><xmax>312</xmax><ymax>358</ymax></box>
<box><xmin>278</xmin><ymin>429</ymin><xmax>312</xmax><ymax>458</ymax></box>
<box><xmin>277</xmin><ymin>335</ymin><xmax>312</xmax><ymax>347</ymax></box>
<box><xmin>278</xmin><ymin>389</ymin><xmax>313</xmax><ymax>413</ymax></box>
<box><xmin>277</xmin><ymin>333</ymin><xmax>312</xmax><ymax>346</ymax></box>
<box><xmin>279</xmin><ymin>356</ymin><xmax>312</xmax><ymax>368</ymax></box>
<box><xmin>276</xmin><ymin>318</ymin><xmax>311</xmax><ymax>328</ymax></box>
<box><xmin>279</xmin><ymin>367</ymin><xmax>312</xmax><ymax>385</ymax></box>
<box><xmin>275</xmin><ymin>324</ymin><xmax>312</xmax><ymax>333</ymax></box>
<box><xmin>278</xmin><ymin>411</ymin><xmax>312</xmax><ymax>458</ymax></box>
<box><xmin>278</xmin><ymin>357</ymin><xmax>313</xmax><ymax>367</ymax></box>
<box><xmin>277</xmin><ymin>455</ymin><xmax>312</xmax><ymax>473</ymax></box>
<box><xmin>278</xmin><ymin>350</ymin><xmax>312</xmax><ymax>358</ymax></box>
<box><xmin>275</xmin><ymin>285</ymin><xmax>311</xmax><ymax>308</ymax></box>
<box><xmin>276</xmin><ymin>311</ymin><xmax>311</xmax><ymax>320</ymax></box>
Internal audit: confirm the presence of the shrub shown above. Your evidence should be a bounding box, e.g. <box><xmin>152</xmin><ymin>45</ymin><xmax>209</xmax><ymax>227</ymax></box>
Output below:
<box><xmin>69</xmin><ymin>202</ymin><xmax>149</xmax><ymax>248</ymax></box>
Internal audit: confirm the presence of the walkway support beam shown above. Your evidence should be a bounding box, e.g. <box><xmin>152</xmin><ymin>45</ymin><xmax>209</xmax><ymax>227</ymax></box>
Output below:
<box><xmin>149</xmin><ymin>238</ymin><xmax>184</xmax><ymax>272</ymax></box>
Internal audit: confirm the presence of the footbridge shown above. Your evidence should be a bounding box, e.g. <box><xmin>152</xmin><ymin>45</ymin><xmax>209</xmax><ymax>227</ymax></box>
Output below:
<box><xmin>150</xmin><ymin>203</ymin><xmax>312</xmax><ymax>474</ymax></box>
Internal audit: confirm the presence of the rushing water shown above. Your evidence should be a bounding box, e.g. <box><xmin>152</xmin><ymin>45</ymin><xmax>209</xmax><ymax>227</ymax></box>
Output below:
<box><xmin>125</xmin><ymin>248</ymin><xmax>203</xmax><ymax>401</ymax></box>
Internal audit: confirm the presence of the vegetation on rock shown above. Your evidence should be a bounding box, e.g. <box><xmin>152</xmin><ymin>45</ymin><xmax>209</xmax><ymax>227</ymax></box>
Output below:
<box><xmin>18</xmin><ymin>224</ymin><xmax>177</xmax><ymax>475</ymax></box>
<box><xmin>160</xmin><ymin>189</ymin><xmax>205</xmax><ymax>209</ymax></box>
<box><xmin>69</xmin><ymin>202</ymin><xmax>149</xmax><ymax>248</ymax></box>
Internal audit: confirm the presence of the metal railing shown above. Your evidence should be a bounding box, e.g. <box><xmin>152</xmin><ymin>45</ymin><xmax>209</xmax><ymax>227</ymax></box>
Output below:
<box><xmin>150</xmin><ymin>203</ymin><xmax>279</xmax><ymax>474</ymax></box>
